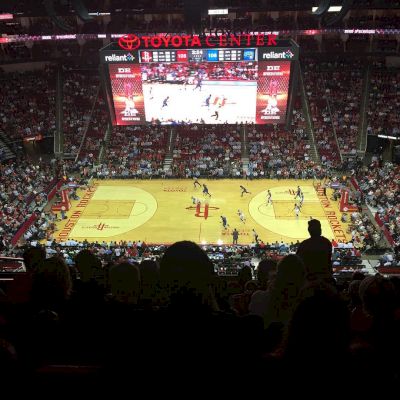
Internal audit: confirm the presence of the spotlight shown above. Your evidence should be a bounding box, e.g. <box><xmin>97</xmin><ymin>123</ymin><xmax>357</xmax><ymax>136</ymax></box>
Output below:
<box><xmin>311</xmin><ymin>0</ymin><xmax>354</xmax><ymax>26</ymax></box>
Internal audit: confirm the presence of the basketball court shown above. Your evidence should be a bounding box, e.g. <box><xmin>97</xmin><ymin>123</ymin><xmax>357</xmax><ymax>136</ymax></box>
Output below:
<box><xmin>54</xmin><ymin>179</ymin><xmax>351</xmax><ymax>245</ymax></box>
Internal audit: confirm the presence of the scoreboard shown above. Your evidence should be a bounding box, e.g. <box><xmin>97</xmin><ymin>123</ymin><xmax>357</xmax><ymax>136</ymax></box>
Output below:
<box><xmin>138</xmin><ymin>48</ymin><xmax>256</xmax><ymax>63</ymax></box>
<box><xmin>100</xmin><ymin>39</ymin><xmax>299</xmax><ymax>126</ymax></box>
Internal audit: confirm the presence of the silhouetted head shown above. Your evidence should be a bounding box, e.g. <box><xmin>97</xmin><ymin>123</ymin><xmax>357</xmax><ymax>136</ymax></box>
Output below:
<box><xmin>359</xmin><ymin>275</ymin><xmax>395</xmax><ymax>318</ymax></box>
<box><xmin>284</xmin><ymin>281</ymin><xmax>350</xmax><ymax>363</ymax></box>
<box><xmin>348</xmin><ymin>279</ymin><xmax>362</xmax><ymax>307</ymax></box>
<box><xmin>352</xmin><ymin>271</ymin><xmax>366</xmax><ymax>281</ymax></box>
<box><xmin>274</xmin><ymin>255</ymin><xmax>306</xmax><ymax>290</ymax></box>
<box><xmin>308</xmin><ymin>219</ymin><xmax>322</xmax><ymax>237</ymax></box>
<box><xmin>238</xmin><ymin>265</ymin><xmax>253</xmax><ymax>290</ymax></box>
<box><xmin>32</xmin><ymin>256</ymin><xmax>72</xmax><ymax>308</ymax></box>
<box><xmin>74</xmin><ymin>249</ymin><xmax>102</xmax><ymax>282</ymax></box>
<box><xmin>257</xmin><ymin>259</ymin><xmax>277</xmax><ymax>289</ymax></box>
<box><xmin>109</xmin><ymin>262</ymin><xmax>140</xmax><ymax>305</ymax></box>
<box><xmin>23</xmin><ymin>246</ymin><xmax>46</xmax><ymax>272</ymax></box>
<box><xmin>139</xmin><ymin>259</ymin><xmax>160</xmax><ymax>303</ymax></box>
<box><xmin>160</xmin><ymin>241</ymin><xmax>215</xmax><ymax>307</ymax></box>
<box><xmin>264</xmin><ymin>255</ymin><xmax>306</xmax><ymax>328</ymax></box>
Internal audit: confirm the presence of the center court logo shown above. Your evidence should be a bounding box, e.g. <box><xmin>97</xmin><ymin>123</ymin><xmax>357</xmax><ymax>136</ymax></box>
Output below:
<box><xmin>82</xmin><ymin>222</ymin><xmax>120</xmax><ymax>231</ymax></box>
<box><xmin>185</xmin><ymin>203</ymin><xmax>220</xmax><ymax>220</ymax></box>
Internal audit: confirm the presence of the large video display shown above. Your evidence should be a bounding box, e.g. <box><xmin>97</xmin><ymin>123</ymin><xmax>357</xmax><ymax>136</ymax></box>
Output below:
<box><xmin>107</xmin><ymin>48</ymin><xmax>292</xmax><ymax>125</ymax></box>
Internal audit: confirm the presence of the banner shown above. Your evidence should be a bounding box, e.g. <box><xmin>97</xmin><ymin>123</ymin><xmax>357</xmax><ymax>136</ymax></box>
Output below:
<box><xmin>108</xmin><ymin>63</ymin><xmax>145</xmax><ymax>125</ymax></box>
<box><xmin>256</xmin><ymin>61</ymin><xmax>291</xmax><ymax>123</ymax></box>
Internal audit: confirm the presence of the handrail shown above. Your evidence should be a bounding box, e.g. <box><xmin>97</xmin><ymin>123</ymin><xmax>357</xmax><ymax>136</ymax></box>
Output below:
<box><xmin>54</xmin><ymin>64</ymin><xmax>63</xmax><ymax>156</ymax></box>
<box><xmin>74</xmin><ymin>85</ymin><xmax>100</xmax><ymax>162</ymax></box>
<box><xmin>97</xmin><ymin>122</ymin><xmax>112</xmax><ymax>164</ymax></box>
<box><xmin>321</xmin><ymin>73</ymin><xmax>343</xmax><ymax>163</ymax></box>
<box><xmin>358</xmin><ymin>64</ymin><xmax>371</xmax><ymax>153</ymax></box>
<box><xmin>299</xmin><ymin>64</ymin><xmax>320</xmax><ymax>162</ymax></box>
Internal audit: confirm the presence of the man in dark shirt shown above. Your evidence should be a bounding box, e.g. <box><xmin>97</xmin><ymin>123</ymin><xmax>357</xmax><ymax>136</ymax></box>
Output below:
<box><xmin>232</xmin><ymin>228</ymin><xmax>239</xmax><ymax>245</ymax></box>
<box><xmin>297</xmin><ymin>219</ymin><xmax>332</xmax><ymax>281</ymax></box>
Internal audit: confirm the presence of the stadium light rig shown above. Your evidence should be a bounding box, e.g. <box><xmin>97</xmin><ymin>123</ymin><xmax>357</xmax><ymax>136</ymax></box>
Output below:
<box><xmin>311</xmin><ymin>6</ymin><xmax>342</xmax><ymax>12</ymax></box>
<box><xmin>208</xmin><ymin>9</ymin><xmax>228</xmax><ymax>15</ymax></box>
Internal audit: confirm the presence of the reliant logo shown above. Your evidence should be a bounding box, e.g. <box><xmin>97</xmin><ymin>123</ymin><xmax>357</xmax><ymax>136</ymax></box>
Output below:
<box><xmin>262</xmin><ymin>50</ymin><xmax>294</xmax><ymax>59</ymax></box>
<box><xmin>105</xmin><ymin>53</ymin><xmax>134</xmax><ymax>62</ymax></box>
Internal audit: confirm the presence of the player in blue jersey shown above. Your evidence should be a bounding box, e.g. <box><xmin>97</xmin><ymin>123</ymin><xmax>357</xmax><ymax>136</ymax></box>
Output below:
<box><xmin>221</xmin><ymin>215</ymin><xmax>229</xmax><ymax>229</ymax></box>
<box><xmin>162</xmin><ymin>96</ymin><xmax>169</xmax><ymax>108</ymax></box>
<box><xmin>203</xmin><ymin>184</ymin><xmax>211</xmax><ymax>197</ymax></box>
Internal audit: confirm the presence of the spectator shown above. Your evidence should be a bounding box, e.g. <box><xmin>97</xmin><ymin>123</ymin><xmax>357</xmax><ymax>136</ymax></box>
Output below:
<box><xmin>297</xmin><ymin>219</ymin><xmax>333</xmax><ymax>281</ymax></box>
<box><xmin>108</xmin><ymin>262</ymin><xmax>140</xmax><ymax>305</ymax></box>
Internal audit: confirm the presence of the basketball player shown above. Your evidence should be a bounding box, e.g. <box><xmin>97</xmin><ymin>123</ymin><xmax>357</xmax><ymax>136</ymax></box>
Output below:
<box><xmin>252</xmin><ymin>228</ymin><xmax>259</xmax><ymax>243</ymax></box>
<box><xmin>193</xmin><ymin>77</ymin><xmax>202</xmax><ymax>91</ymax></box>
<box><xmin>237</xmin><ymin>209</ymin><xmax>246</xmax><ymax>223</ymax></box>
<box><xmin>203</xmin><ymin>184</ymin><xmax>211</xmax><ymax>197</ymax></box>
<box><xmin>240</xmin><ymin>185</ymin><xmax>251</xmax><ymax>197</ymax></box>
<box><xmin>221</xmin><ymin>215</ymin><xmax>229</xmax><ymax>230</ymax></box>
<box><xmin>162</xmin><ymin>96</ymin><xmax>169</xmax><ymax>108</ymax></box>
<box><xmin>205</xmin><ymin>94</ymin><xmax>212</xmax><ymax>108</ymax></box>
<box><xmin>211</xmin><ymin>110</ymin><xmax>219</xmax><ymax>120</ymax></box>
<box><xmin>294</xmin><ymin>186</ymin><xmax>302</xmax><ymax>200</ymax></box>
<box><xmin>293</xmin><ymin>203</ymin><xmax>301</xmax><ymax>219</ymax></box>
<box><xmin>191</xmin><ymin>196</ymin><xmax>200</xmax><ymax>205</ymax></box>
<box><xmin>299</xmin><ymin>191</ymin><xmax>304</xmax><ymax>207</ymax></box>
<box><xmin>266</xmin><ymin>189</ymin><xmax>272</xmax><ymax>205</ymax></box>
<box><xmin>193</xmin><ymin>176</ymin><xmax>201</xmax><ymax>189</ymax></box>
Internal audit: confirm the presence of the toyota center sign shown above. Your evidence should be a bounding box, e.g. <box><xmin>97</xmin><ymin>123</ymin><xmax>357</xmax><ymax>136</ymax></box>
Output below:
<box><xmin>118</xmin><ymin>33</ymin><xmax>278</xmax><ymax>50</ymax></box>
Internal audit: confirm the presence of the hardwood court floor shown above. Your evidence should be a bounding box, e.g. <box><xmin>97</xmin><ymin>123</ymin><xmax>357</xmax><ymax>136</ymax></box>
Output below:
<box><xmin>54</xmin><ymin>179</ymin><xmax>351</xmax><ymax>245</ymax></box>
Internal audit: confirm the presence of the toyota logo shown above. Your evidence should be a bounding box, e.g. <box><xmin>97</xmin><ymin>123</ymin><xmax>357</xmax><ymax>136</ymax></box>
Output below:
<box><xmin>118</xmin><ymin>34</ymin><xmax>140</xmax><ymax>50</ymax></box>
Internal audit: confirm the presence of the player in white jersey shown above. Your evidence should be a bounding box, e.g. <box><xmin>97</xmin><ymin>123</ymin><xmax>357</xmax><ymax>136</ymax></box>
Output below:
<box><xmin>299</xmin><ymin>191</ymin><xmax>304</xmax><ymax>207</ymax></box>
<box><xmin>237</xmin><ymin>209</ymin><xmax>246</xmax><ymax>223</ymax></box>
<box><xmin>293</xmin><ymin>203</ymin><xmax>301</xmax><ymax>219</ymax></box>
<box><xmin>193</xmin><ymin>176</ymin><xmax>201</xmax><ymax>189</ymax></box>
<box><xmin>266</xmin><ymin>189</ymin><xmax>272</xmax><ymax>205</ymax></box>
<box><xmin>191</xmin><ymin>196</ymin><xmax>200</xmax><ymax>205</ymax></box>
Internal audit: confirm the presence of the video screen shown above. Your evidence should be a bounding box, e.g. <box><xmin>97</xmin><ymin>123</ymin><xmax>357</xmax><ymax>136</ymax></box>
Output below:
<box><xmin>141</xmin><ymin>61</ymin><xmax>257</xmax><ymax>124</ymax></box>
<box><xmin>108</xmin><ymin>64</ymin><xmax>146</xmax><ymax>125</ymax></box>
<box><xmin>256</xmin><ymin>61</ymin><xmax>291</xmax><ymax>123</ymax></box>
<box><xmin>107</xmin><ymin>49</ymin><xmax>292</xmax><ymax>125</ymax></box>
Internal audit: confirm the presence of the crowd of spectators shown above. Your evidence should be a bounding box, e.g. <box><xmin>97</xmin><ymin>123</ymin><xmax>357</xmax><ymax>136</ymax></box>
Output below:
<box><xmin>77</xmin><ymin>90</ymin><xmax>109</xmax><ymax>160</ymax></box>
<box><xmin>97</xmin><ymin>125</ymin><xmax>167</xmax><ymax>178</ymax></box>
<box><xmin>367</xmin><ymin>65</ymin><xmax>400</xmax><ymax>138</ymax></box>
<box><xmin>303</xmin><ymin>60</ymin><xmax>343</xmax><ymax>166</ymax></box>
<box><xmin>247</xmin><ymin>108</ymin><xmax>328</xmax><ymax>179</ymax></box>
<box><xmin>0</xmin><ymin>67</ymin><xmax>56</xmax><ymax>142</ymax></box>
<box><xmin>357</xmin><ymin>162</ymin><xmax>400</xmax><ymax>250</ymax></box>
<box><xmin>322</xmin><ymin>60</ymin><xmax>363</xmax><ymax>156</ymax></box>
<box><xmin>0</xmin><ymin>237</ymin><xmax>399</xmax><ymax>391</ymax></box>
<box><xmin>62</xmin><ymin>69</ymin><xmax>99</xmax><ymax>155</ymax></box>
<box><xmin>348</xmin><ymin>210</ymin><xmax>383</xmax><ymax>252</ymax></box>
<box><xmin>171</xmin><ymin>124</ymin><xmax>242</xmax><ymax>178</ymax></box>
<box><xmin>0</xmin><ymin>159</ymin><xmax>56</xmax><ymax>249</ymax></box>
